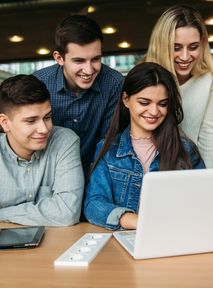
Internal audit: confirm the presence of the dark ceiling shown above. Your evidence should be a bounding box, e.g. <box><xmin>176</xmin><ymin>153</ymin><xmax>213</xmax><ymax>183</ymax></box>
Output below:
<box><xmin>0</xmin><ymin>0</ymin><xmax>213</xmax><ymax>62</ymax></box>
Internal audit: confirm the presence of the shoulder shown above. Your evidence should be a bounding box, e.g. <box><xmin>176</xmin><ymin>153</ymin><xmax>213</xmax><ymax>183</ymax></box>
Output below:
<box><xmin>48</xmin><ymin>126</ymin><xmax>79</xmax><ymax>148</ymax></box>
<box><xmin>180</xmin><ymin>136</ymin><xmax>197</xmax><ymax>152</ymax></box>
<box><xmin>95</xmin><ymin>133</ymin><xmax>121</xmax><ymax>158</ymax></box>
<box><xmin>32</xmin><ymin>64</ymin><xmax>60</xmax><ymax>80</ymax></box>
<box><xmin>180</xmin><ymin>136</ymin><xmax>203</xmax><ymax>163</ymax></box>
<box><xmin>97</xmin><ymin>64</ymin><xmax>123</xmax><ymax>83</ymax></box>
<box><xmin>0</xmin><ymin>133</ymin><xmax>5</xmax><ymax>150</ymax></box>
<box><xmin>211</xmin><ymin>78</ymin><xmax>213</xmax><ymax>92</ymax></box>
<box><xmin>0</xmin><ymin>132</ymin><xmax>6</xmax><ymax>146</ymax></box>
<box><xmin>180</xmin><ymin>136</ymin><xmax>205</xmax><ymax>168</ymax></box>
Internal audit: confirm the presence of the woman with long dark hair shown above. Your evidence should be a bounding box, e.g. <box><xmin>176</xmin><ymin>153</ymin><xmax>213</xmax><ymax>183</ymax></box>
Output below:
<box><xmin>84</xmin><ymin>62</ymin><xmax>205</xmax><ymax>230</ymax></box>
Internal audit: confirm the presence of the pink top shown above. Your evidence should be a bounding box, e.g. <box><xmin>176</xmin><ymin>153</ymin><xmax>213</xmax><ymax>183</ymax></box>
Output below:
<box><xmin>131</xmin><ymin>136</ymin><xmax>156</xmax><ymax>173</ymax></box>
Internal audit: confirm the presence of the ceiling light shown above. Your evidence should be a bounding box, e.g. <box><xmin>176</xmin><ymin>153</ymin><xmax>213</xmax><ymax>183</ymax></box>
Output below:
<box><xmin>205</xmin><ymin>17</ymin><xmax>213</xmax><ymax>25</ymax></box>
<box><xmin>118</xmin><ymin>41</ymin><xmax>131</xmax><ymax>48</ymax></box>
<box><xmin>102</xmin><ymin>26</ymin><xmax>117</xmax><ymax>34</ymax></box>
<box><xmin>36</xmin><ymin>48</ymin><xmax>50</xmax><ymax>55</ymax></box>
<box><xmin>208</xmin><ymin>35</ymin><xmax>213</xmax><ymax>42</ymax></box>
<box><xmin>87</xmin><ymin>6</ymin><xmax>96</xmax><ymax>13</ymax></box>
<box><xmin>8</xmin><ymin>35</ymin><xmax>24</xmax><ymax>43</ymax></box>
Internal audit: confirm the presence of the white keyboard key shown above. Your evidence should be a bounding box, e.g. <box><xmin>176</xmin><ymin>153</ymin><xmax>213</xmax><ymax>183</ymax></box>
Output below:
<box><xmin>54</xmin><ymin>233</ymin><xmax>112</xmax><ymax>267</ymax></box>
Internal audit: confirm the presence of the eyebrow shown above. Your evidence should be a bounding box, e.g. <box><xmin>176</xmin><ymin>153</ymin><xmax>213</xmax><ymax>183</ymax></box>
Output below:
<box><xmin>23</xmin><ymin>110</ymin><xmax>52</xmax><ymax>121</ymax></box>
<box><xmin>137</xmin><ymin>97</ymin><xmax>168</xmax><ymax>101</ymax></box>
<box><xmin>174</xmin><ymin>41</ymin><xmax>200</xmax><ymax>45</ymax></box>
<box><xmin>71</xmin><ymin>54</ymin><xmax>102</xmax><ymax>60</ymax></box>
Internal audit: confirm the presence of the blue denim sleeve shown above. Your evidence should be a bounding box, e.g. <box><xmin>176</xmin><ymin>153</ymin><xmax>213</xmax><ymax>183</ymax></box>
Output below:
<box><xmin>84</xmin><ymin>141</ymin><xmax>133</xmax><ymax>230</ymax></box>
<box><xmin>186</xmin><ymin>139</ymin><xmax>206</xmax><ymax>169</ymax></box>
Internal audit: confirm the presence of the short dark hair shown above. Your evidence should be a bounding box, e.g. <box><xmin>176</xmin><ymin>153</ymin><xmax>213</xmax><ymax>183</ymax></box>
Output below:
<box><xmin>55</xmin><ymin>14</ymin><xmax>103</xmax><ymax>57</ymax></box>
<box><xmin>0</xmin><ymin>74</ymin><xmax>50</xmax><ymax>114</ymax></box>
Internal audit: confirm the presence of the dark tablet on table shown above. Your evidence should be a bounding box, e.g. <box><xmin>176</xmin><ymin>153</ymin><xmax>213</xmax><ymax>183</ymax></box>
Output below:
<box><xmin>0</xmin><ymin>226</ymin><xmax>45</xmax><ymax>249</ymax></box>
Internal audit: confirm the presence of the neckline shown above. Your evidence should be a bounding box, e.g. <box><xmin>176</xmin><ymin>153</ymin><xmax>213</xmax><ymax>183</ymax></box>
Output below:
<box><xmin>130</xmin><ymin>134</ymin><xmax>152</xmax><ymax>140</ymax></box>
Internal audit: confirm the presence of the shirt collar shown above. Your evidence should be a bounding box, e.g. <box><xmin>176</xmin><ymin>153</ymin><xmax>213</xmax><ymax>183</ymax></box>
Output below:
<box><xmin>56</xmin><ymin>65</ymin><xmax>101</xmax><ymax>94</ymax></box>
<box><xmin>56</xmin><ymin>66</ymin><xmax>66</xmax><ymax>92</ymax></box>
<box><xmin>2</xmin><ymin>133</ymin><xmax>41</xmax><ymax>162</ymax></box>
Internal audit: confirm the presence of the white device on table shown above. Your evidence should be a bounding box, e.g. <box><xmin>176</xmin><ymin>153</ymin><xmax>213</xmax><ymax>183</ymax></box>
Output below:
<box><xmin>54</xmin><ymin>233</ymin><xmax>112</xmax><ymax>266</ymax></box>
<box><xmin>113</xmin><ymin>169</ymin><xmax>213</xmax><ymax>259</ymax></box>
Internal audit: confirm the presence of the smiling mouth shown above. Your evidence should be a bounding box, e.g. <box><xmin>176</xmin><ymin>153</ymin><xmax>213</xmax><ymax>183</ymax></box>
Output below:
<box><xmin>143</xmin><ymin>116</ymin><xmax>159</xmax><ymax>120</ymax></box>
<box><xmin>78</xmin><ymin>74</ymin><xmax>94</xmax><ymax>80</ymax></box>
<box><xmin>175</xmin><ymin>61</ymin><xmax>193</xmax><ymax>69</ymax></box>
<box><xmin>32</xmin><ymin>136</ymin><xmax>48</xmax><ymax>141</ymax></box>
<box><xmin>142</xmin><ymin>116</ymin><xmax>160</xmax><ymax>123</ymax></box>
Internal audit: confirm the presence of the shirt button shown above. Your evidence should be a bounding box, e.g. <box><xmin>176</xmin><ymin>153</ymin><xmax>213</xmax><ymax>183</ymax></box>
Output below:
<box><xmin>27</xmin><ymin>167</ymin><xmax>31</xmax><ymax>172</ymax></box>
<box><xmin>29</xmin><ymin>194</ymin><xmax>32</xmax><ymax>198</ymax></box>
<box><xmin>73</xmin><ymin>119</ymin><xmax>78</xmax><ymax>123</ymax></box>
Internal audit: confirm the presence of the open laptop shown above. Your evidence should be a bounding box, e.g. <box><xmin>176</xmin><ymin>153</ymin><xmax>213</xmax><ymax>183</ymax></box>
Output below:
<box><xmin>113</xmin><ymin>169</ymin><xmax>213</xmax><ymax>259</ymax></box>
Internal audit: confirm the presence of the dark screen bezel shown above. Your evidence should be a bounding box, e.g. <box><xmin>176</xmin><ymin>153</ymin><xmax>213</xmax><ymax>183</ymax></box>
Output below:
<box><xmin>0</xmin><ymin>226</ymin><xmax>45</xmax><ymax>249</ymax></box>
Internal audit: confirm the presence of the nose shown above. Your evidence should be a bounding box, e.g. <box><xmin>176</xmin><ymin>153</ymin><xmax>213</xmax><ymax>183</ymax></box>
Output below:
<box><xmin>36</xmin><ymin>120</ymin><xmax>49</xmax><ymax>134</ymax></box>
<box><xmin>179</xmin><ymin>47</ymin><xmax>190</xmax><ymax>61</ymax></box>
<box><xmin>82</xmin><ymin>61</ymin><xmax>94</xmax><ymax>74</ymax></box>
<box><xmin>149</xmin><ymin>104</ymin><xmax>158</xmax><ymax>116</ymax></box>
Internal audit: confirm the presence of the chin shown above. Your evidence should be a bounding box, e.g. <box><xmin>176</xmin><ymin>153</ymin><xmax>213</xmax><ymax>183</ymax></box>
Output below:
<box><xmin>34</xmin><ymin>143</ymin><xmax>47</xmax><ymax>151</ymax></box>
<box><xmin>79</xmin><ymin>83</ymin><xmax>94</xmax><ymax>90</ymax></box>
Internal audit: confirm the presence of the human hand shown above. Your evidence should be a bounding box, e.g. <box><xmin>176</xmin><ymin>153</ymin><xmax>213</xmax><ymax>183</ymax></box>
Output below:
<box><xmin>119</xmin><ymin>212</ymin><xmax>138</xmax><ymax>229</ymax></box>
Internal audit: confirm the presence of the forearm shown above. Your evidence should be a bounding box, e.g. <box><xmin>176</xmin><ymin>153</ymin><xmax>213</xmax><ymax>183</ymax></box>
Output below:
<box><xmin>84</xmin><ymin>198</ymin><xmax>134</xmax><ymax>230</ymax></box>
<box><xmin>0</xmin><ymin>191</ymin><xmax>83</xmax><ymax>226</ymax></box>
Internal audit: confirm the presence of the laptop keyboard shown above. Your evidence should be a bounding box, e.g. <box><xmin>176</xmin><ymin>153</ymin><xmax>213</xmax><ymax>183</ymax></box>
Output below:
<box><xmin>118</xmin><ymin>231</ymin><xmax>136</xmax><ymax>246</ymax></box>
<box><xmin>126</xmin><ymin>234</ymin><xmax>135</xmax><ymax>246</ymax></box>
<box><xmin>113</xmin><ymin>230</ymin><xmax>136</xmax><ymax>256</ymax></box>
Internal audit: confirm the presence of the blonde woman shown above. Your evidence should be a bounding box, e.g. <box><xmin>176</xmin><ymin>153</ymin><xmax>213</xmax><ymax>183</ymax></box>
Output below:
<box><xmin>146</xmin><ymin>5</ymin><xmax>213</xmax><ymax>168</ymax></box>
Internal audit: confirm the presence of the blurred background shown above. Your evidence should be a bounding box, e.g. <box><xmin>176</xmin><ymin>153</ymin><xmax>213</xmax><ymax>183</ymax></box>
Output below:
<box><xmin>0</xmin><ymin>0</ymin><xmax>213</xmax><ymax>81</ymax></box>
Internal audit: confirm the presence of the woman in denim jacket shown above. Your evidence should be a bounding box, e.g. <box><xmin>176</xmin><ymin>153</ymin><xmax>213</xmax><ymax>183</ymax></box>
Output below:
<box><xmin>84</xmin><ymin>62</ymin><xmax>205</xmax><ymax>230</ymax></box>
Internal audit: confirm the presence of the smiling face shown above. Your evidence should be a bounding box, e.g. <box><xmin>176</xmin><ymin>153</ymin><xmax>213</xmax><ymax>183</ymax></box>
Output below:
<box><xmin>0</xmin><ymin>101</ymin><xmax>52</xmax><ymax>160</ymax></box>
<box><xmin>174</xmin><ymin>26</ymin><xmax>201</xmax><ymax>85</ymax></box>
<box><xmin>123</xmin><ymin>84</ymin><xmax>168</xmax><ymax>139</ymax></box>
<box><xmin>53</xmin><ymin>40</ymin><xmax>102</xmax><ymax>94</ymax></box>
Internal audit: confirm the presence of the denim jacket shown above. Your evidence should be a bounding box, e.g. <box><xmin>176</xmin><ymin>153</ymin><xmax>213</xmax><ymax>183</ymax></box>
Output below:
<box><xmin>84</xmin><ymin>127</ymin><xmax>205</xmax><ymax>230</ymax></box>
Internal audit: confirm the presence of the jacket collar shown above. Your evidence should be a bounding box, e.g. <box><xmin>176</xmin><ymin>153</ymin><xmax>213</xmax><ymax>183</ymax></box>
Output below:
<box><xmin>57</xmin><ymin>65</ymin><xmax>101</xmax><ymax>94</ymax></box>
<box><xmin>116</xmin><ymin>126</ymin><xmax>135</xmax><ymax>158</ymax></box>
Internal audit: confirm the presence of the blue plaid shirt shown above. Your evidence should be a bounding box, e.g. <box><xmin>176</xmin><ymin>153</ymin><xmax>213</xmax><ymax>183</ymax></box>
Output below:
<box><xmin>33</xmin><ymin>64</ymin><xmax>123</xmax><ymax>173</ymax></box>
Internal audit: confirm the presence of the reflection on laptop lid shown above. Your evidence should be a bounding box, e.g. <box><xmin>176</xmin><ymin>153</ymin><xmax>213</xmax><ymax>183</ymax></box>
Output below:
<box><xmin>113</xmin><ymin>169</ymin><xmax>213</xmax><ymax>259</ymax></box>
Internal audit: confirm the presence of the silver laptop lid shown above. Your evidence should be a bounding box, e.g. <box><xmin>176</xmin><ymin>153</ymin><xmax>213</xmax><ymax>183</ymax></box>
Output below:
<box><xmin>134</xmin><ymin>169</ymin><xmax>213</xmax><ymax>259</ymax></box>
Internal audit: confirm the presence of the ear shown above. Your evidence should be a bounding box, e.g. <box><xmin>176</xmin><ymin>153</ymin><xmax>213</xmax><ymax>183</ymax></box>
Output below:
<box><xmin>53</xmin><ymin>51</ymin><xmax>64</xmax><ymax>66</ymax></box>
<box><xmin>122</xmin><ymin>92</ymin><xmax>129</xmax><ymax>108</ymax></box>
<box><xmin>0</xmin><ymin>113</ymin><xmax>10</xmax><ymax>133</ymax></box>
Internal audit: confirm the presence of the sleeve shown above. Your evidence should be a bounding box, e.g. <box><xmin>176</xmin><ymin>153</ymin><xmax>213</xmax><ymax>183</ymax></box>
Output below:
<box><xmin>197</xmin><ymin>84</ymin><xmax>213</xmax><ymax>168</ymax></box>
<box><xmin>84</xmin><ymin>142</ymin><xmax>134</xmax><ymax>230</ymax></box>
<box><xmin>187</xmin><ymin>140</ymin><xmax>206</xmax><ymax>169</ymax></box>
<box><xmin>0</xmin><ymin>134</ymin><xmax>84</xmax><ymax>227</ymax></box>
<box><xmin>99</xmin><ymin>75</ymin><xmax>123</xmax><ymax>139</ymax></box>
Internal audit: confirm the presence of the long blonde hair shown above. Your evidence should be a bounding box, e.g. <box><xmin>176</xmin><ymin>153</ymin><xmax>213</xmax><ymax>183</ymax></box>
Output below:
<box><xmin>146</xmin><ymin>5</ymin><xmax>213</xmax><ymax>77</ymax></box>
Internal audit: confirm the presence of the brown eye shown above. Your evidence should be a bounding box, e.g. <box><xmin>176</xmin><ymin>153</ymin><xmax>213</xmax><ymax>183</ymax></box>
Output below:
<box><xmin>189</xmin><ymin>44</ymin><xmax>199</xmax><ymax>51</ymax></box>
<box><xmin>174</xmin><ymin>45</ymin><xmax>181</xmax><ymax>52</ymax></box>
<box><xmin>159</xmin><ymin>100</ymin><xmax>168</xmax><ymax>107</ymax></box>
<box><xmin>138</xmin><ymin>101</ymin><xmax>149</xmax><ymax>106</ymax></box>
